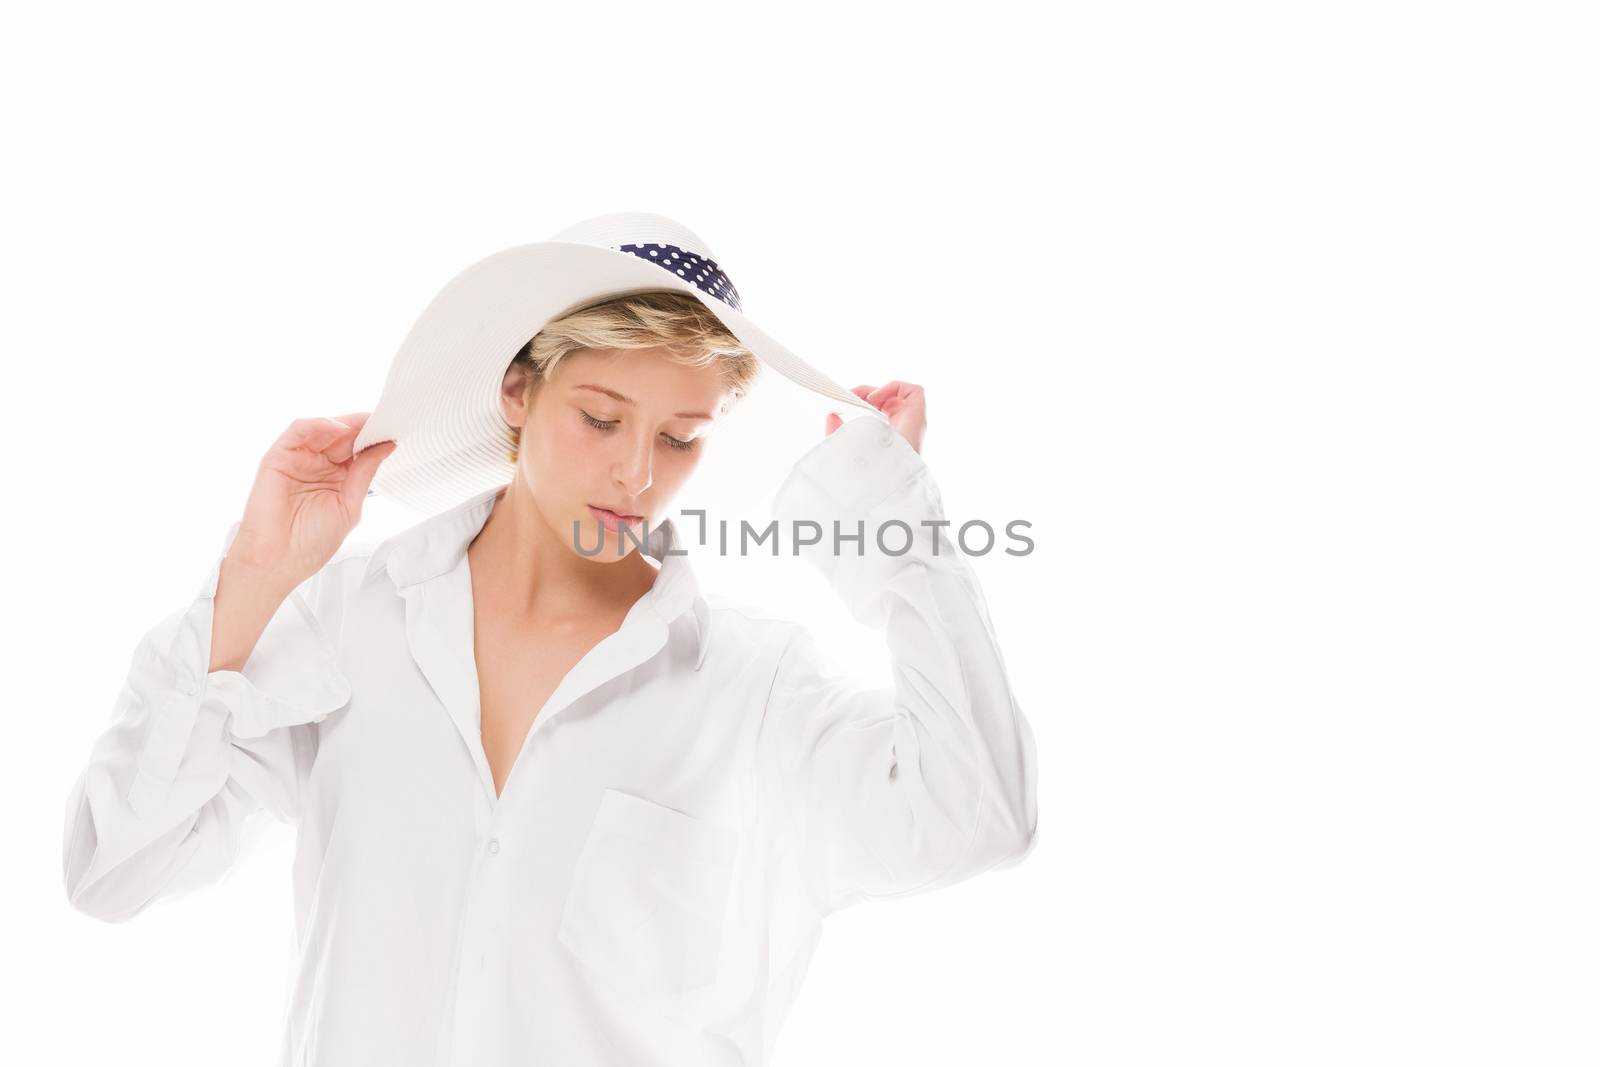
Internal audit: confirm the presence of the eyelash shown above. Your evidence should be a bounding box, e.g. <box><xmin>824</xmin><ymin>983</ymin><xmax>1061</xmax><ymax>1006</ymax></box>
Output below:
<box><xmin>579</xmin><ymin>410</ymin><xmax>698</xmax><ymax>452</ymax></box>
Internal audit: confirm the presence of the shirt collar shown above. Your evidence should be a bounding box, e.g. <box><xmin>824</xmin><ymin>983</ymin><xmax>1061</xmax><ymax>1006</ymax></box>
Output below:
<box><xmin>361</xmin><ymin>484</ymin><xmax>711</xmax><ymax>670</ymax></box>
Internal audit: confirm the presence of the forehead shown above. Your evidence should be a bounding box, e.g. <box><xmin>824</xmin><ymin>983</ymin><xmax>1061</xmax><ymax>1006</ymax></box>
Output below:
<box><xmin>553</xmin><ymin>348</ymin><xmax>729</xmax><ymax>414</ymax></box>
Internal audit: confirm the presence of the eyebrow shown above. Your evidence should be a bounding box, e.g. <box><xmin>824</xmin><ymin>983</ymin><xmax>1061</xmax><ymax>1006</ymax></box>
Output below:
<box><xmin>573</xmin><ymin>384</ymin><xmax>713</xmax><ymax>421</ymax></box>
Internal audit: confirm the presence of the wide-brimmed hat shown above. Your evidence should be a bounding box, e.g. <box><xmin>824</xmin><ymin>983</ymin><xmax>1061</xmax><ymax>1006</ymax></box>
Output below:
<box><xmin>352</xmin><ymin>210</ymin><xmax>886</xmax><ymax>516</ymax></box>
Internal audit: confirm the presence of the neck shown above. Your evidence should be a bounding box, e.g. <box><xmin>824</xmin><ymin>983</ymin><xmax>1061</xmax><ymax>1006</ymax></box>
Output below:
<box><xmin>466</xmin><ymin>483</ymin><xmax>659</xmax><ymax>624</ymax></box>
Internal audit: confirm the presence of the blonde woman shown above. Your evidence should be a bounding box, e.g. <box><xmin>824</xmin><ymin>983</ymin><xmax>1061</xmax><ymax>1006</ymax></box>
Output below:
<box><xmin>62</xmin><ymin>213</ymin><xmax>1039</xmax><ymax>1066</ymax></box>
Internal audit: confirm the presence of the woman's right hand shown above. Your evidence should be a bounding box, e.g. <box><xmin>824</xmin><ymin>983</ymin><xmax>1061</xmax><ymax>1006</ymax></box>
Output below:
<box><xmin>225</xmin><ymin>414</ymin><xmax>398</xmax><ymax>588</ymax></box>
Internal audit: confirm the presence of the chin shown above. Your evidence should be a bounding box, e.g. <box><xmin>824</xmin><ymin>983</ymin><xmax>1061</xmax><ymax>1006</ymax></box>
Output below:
<box><xmin>569</xmin><ymin>520</ymin><xmax>641</xmax><ymax>562</ymax></box>
<box><xmin>588</xmin><ymin>547</ymin><xmax>637</xmax><ymax>564</ymax></box>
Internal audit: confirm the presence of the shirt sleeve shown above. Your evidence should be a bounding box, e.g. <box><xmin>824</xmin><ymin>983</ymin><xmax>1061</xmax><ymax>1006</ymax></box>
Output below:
<box><xmin>758</xmin><ymin>414</ymin><xmax>1040</xmax><ymax>917</ymax></box>
<box><xmin>61</xmin><ymin>519</ymin><xmax>353</xmax><ymax>923</ymax></box>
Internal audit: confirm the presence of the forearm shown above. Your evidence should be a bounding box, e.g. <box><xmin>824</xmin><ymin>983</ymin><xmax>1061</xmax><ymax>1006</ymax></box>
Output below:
<box><xmin>209</xmin><ymin>554</ymin><xmax>301</xmax><ymax>673</ymax></box>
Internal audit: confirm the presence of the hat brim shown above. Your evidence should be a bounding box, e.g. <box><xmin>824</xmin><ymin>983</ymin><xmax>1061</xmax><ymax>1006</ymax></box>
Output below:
<box><xmin>351</xmin><ymin>240</ymin><xmax>886</xmax><ymax>517</ymax></box>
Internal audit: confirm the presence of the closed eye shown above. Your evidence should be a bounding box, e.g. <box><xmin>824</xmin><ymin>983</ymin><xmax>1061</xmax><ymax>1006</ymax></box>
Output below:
<box><xmin>580</xmin><ymin>410</ymin><xmax>699</xmax><ymax>452</ymax></box>
<box><xmin>661</xmin><ymin>434</ymin><xmax>696</xmax><ymax>452</ymax></box>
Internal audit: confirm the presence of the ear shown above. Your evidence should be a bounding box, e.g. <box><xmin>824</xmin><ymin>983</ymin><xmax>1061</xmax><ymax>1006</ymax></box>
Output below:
<box><xmin>500</xmin><ymin>361</ymin><xmax>533</xmax><ymax>427</ymax></box>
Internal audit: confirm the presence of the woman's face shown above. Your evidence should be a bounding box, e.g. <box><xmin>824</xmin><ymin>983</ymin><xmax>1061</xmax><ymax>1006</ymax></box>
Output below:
<box><xmin>502</xmin><ymin>346</ymin><xmax>730</xmax><ymax>562</ymax></box>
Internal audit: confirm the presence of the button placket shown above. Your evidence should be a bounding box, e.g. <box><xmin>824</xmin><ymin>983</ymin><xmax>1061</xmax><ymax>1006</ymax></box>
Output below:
<box><xmin>448</xmin><ymin>790</ymin><xmax>501</xmax><ymax>1064</ymax></box>
<box><xmin>479</xmin><ymin>829</ymin><xmax>513</xmax><ymax>979</ymax></box>
<box><xmin>449</xmin><ymin>879</ymin><xmax>489</xmax><ymax>1064</ymax></box>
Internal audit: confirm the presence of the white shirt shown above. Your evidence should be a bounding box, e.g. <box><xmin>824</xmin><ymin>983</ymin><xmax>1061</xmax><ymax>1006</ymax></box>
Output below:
<box><xmin>62</xmin><ymin>414</ymin><xmax>1039</xmax><ymax>1066</ymax></box>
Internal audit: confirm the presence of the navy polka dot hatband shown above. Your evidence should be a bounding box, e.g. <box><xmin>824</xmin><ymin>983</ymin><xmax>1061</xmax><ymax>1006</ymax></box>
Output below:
<box><xmin>353</xmin><ymin>210</ymin><xmax>885</xmax><ymax>517</ymax></box>
<box><xmin>615</xmin><ymin>242</ymin><xmax>743</xmax><ymax>311</ymax></box>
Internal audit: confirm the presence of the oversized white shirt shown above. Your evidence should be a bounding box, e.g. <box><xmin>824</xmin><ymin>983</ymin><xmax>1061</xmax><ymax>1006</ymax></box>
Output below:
<box><xmin>62</xmin><ymin>414</ymin><xmax>1040</xmax><ymax>1066</ymax></box>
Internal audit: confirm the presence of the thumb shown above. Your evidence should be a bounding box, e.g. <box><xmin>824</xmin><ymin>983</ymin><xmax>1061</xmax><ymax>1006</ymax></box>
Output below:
<box><xmin>343</xmin><ymin>440</ymin><xmax>397</xmax><ymax>512</ymax></box>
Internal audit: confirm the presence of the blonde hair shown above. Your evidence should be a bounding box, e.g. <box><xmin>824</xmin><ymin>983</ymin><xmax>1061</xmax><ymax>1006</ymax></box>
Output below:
<box><xmin>504</xmin><ymin>289</ymin><xmax>762</xmax><ymax>462</ymax></box>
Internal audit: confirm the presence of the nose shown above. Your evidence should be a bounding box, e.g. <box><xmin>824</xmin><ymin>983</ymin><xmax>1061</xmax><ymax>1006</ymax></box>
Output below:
<box><xmin>611</xmin><ymin>431</ymin><xmax>654</xmax><ymax>499</ymax></box>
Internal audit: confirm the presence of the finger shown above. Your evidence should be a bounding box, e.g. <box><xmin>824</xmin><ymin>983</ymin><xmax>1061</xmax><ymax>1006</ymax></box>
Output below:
<box><xmin>320</xmin><ymin>412</ymin><xmax>375</xmax><ymax>463</ymax></box>
<box><xmin>850</xmin><ymin>384</ymin><xmax>875</xmax><ymax>401</ymax></box>
<box><xmin>274</xmin><ymin>416</ymin><xmax>355</xmax><ymax>454</ymax></box>
<box><xmin>328</xmin><ymin>412</ymin><xmax>372</xmax><ymax>431</ymax></box>
<box><xmin>824</xmin><ymin>412</ymin><xmax>843</xmax><ymax>436</ymax></box>
<box><xmin>276</xmin><ymin>413</ymin><xmax>372</xmax><ymax>459</ymax></box>
<box><xmin>324</xmin><ymin>425</ymin><xmax>365</xmax><ymax>464</ymax></box>
<box><xmin>867</xmin><ymin>381</ymin><xmax>907</xmax><ymax>404</ymax></box>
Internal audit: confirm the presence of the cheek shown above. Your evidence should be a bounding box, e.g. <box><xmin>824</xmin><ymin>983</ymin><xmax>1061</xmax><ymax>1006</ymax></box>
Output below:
<box><xmin>533</xmin><ymin>415</ymin><xmax>591</xmax><ymax>463</ymax></box>
<box><xmin>550</xmin><ymin>415</ymin><xmax>590</xmax><ymax>453</ymax></box>
<box><xmin>522</xmin><ymin>417</ymin><xmax>583</xmax><ymax>485</ymax></box>
<box><xmin>658</xmin><ymin>447</ymin><xmax>703</xmax><ymax>490</ymax></box>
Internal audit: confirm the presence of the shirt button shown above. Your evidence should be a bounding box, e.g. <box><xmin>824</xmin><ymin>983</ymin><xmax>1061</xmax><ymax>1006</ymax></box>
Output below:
<box><xmin>487</xmin><ymin>838</ymin><xmax>500</xmax><ymax>855</ymax></box>
<box><xmin>854</xmin><ymin>454</ymin><xmax>867</xmax><ymax>466</ymax></box>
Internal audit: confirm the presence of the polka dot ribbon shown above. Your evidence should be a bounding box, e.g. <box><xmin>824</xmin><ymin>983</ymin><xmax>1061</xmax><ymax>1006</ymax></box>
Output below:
<box><xmin>617</xmin><ymin>242</ymin><xmax>743</xmax><ymax>312</ymax></box>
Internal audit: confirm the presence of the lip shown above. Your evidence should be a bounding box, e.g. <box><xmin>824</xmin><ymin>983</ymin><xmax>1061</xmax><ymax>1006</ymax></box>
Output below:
<box><xmin>587</xmin><ymin>505</ymin><xmax>642</xmax><ymax>532</ymax></box>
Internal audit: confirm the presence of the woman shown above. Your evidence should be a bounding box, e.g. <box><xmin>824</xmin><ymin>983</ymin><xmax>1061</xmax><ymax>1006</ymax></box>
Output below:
<box><xmin>62</xmin><ymin>214</ymin><xmax>1039</xmax><ymax>1066</ymax></box>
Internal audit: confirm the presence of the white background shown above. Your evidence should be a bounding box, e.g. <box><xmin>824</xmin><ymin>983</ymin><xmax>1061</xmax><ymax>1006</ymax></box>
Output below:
<box><xmin>6</xmin><ymin>2</ymin><xmax>1595</xmax><ymax>1064</ymax></box>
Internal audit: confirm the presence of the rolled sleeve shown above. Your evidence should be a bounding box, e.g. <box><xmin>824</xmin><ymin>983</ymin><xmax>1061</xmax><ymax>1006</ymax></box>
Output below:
<box><xmin>126</xmin><ymin>521</ymin><xmax>352</xmax><ymax>816</ymax></box>
<box><xmin>65</xmin><ymin>519</ymin><xmax>353</xmax><ymax>921</ymax></box>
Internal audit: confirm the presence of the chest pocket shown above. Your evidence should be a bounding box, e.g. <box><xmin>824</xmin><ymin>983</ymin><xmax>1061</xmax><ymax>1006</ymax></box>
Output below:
<box><xmin>557</xmin><ymin>788</ymin><xmax>742</xmax><ymax>998</ymax></box>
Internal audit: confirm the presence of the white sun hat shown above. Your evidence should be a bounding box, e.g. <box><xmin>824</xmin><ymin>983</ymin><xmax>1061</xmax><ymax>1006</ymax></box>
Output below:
<box><xmin>351</xmin><ymin>210</ymin><xmax>887</xmax><ymax>517</ymax></box>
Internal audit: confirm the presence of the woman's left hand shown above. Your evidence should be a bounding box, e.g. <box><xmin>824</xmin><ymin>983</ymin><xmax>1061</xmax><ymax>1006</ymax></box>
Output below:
<box><xmin>825</xmin><ymin>381</ymin><xmax>927</xmax><ymax>455</ymax></box>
